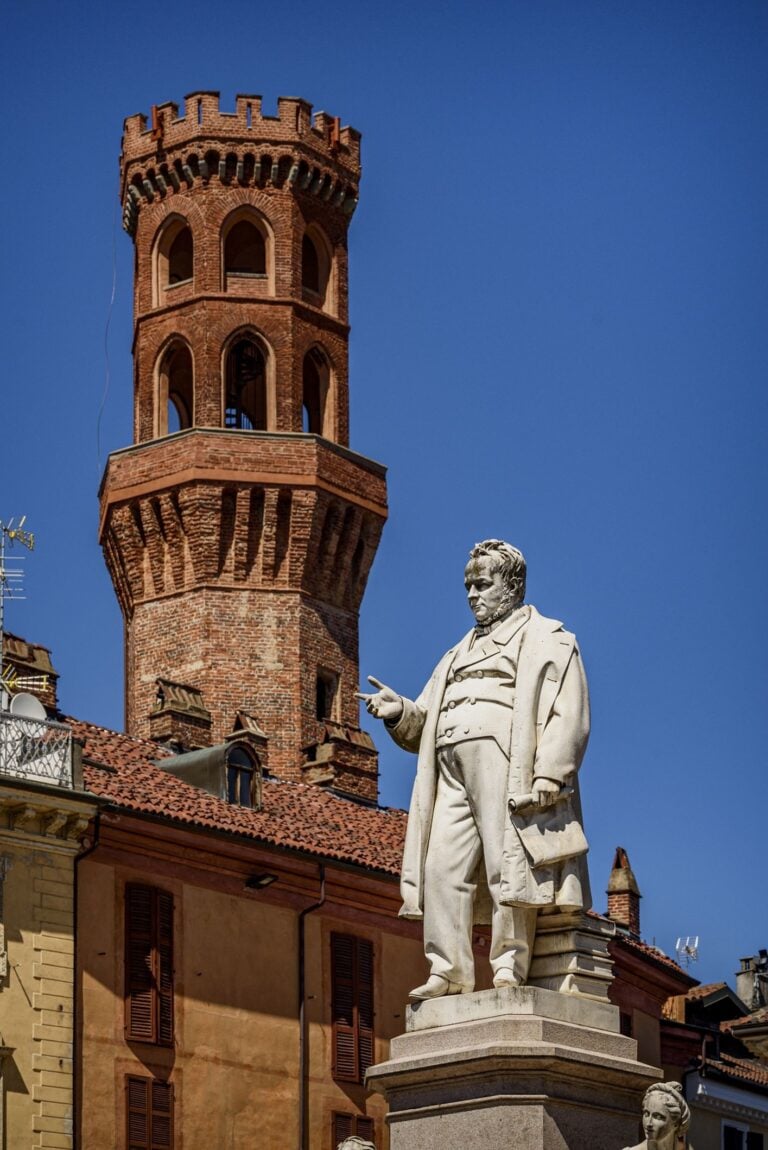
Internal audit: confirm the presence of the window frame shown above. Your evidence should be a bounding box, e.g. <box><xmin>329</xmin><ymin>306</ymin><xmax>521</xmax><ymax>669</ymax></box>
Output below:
<box><xmin>126</xmin><ymin>1074</ymin><xmax>174</xmax><ymax>1150</ymax></box>
<box><xmin>331</xmin><ymin>932</ymin><xmax>374</xmax><ymax>1084</ymax></box>
<box><xmin>124</xmin><ymin>884</ymin><xmax>174</xmax><ymax>1046</ymax></box>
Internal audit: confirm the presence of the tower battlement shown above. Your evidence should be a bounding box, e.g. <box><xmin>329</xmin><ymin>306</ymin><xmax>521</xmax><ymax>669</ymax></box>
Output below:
<box><xmin>121</xmin><ymin>90</ymin><xmax>360</xmax><ymax>192</ymax></box>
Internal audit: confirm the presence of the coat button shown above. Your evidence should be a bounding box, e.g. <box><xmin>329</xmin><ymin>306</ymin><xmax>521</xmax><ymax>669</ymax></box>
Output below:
<box><xmin>477</xmin><ymin>670</ymin><xmax>484</xmax><ymax>678</ymax></box>
<box><xmin>470</xmin><ymin>698</ymin><xmax>476</xmax><ymax>705</ymax></box>
<box><xmin>455</xmin><ymin>673</ymin><xmax>463</xmax><ymax>682</ymax></box>
<box><xmin>448</xmin><ymin>700</ymin><xmax>456</xmax><ymax>709</ymax></box>
<box><xmin>464</xmin><ymin>727</ymin><xmax>470</xmax><ymax>734</ymax></box>
<box><xmin>446</xmin><ymin>729</ymin><xmax>453</xmax><ymax>737</ymax></box>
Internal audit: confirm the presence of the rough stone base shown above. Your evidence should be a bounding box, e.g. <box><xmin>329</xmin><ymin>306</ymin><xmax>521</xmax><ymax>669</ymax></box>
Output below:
<box><xmin>367</xmin><ymin>986</ymin><xmax>658</xmax><ymax>1150</ymax></box>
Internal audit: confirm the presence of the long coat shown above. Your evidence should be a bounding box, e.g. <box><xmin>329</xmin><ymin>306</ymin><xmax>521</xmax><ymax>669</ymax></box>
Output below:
<box><xmin>389</xmin><ymin>606</ymin><xmax>592</xmax><ymax>923</ymax></box>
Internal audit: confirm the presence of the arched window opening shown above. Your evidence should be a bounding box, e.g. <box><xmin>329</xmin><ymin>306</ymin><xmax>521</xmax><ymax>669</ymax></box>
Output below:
<box><xmin>168</xmin><ymin>226</ymin><xmax>193</xmax><ymax>284</ymax></box>
<box><xmin>158</xmin><ymin>344</ymin><xmax>193</xmax><ymax>437</ymax></box>
<box><xmin>302</xmin><ymin>234</ymin><xmax>320</xmax><ymax>294</ymax></box>
<box><xmin>302</xmin><ymin>348</ymin><xmax>330</xmax><ymax>436</ymax></box>
<box><xmin>225</xmin><ymin>339</ymin><xmax>267</xmax><ymax>430</ymax></box>
<box><xmin>224</xmin><ymin>220</ymin><xmax>266</xmax><ymax>277</ymax></box>
<box><xmin>301</xmin><ymin>227</ymin><xmax>332</xmax><ymax>309</ymax></box>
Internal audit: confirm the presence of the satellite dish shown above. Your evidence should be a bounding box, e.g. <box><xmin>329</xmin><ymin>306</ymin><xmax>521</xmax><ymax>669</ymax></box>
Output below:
<box><xmin>9</xmin><ymin>692</ymin><xmax>47</xmax><ymax>721</ymax></box>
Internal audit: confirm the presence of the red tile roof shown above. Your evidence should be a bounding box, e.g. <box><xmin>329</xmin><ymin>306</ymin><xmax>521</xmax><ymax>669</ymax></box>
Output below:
<box><xmin>703</xmin><ymin>1052</ymin><xmax>768</xmax><ymax>1089</ymax></box>
<box><xmin>70</xmin><ymin>717</ymin><xmax>407</xmax><ymax>876</ymax></box>
<box><xmin>616</xmin><ymin>934</ymin><xmax>692</xmax><ymax>977</ymax></box>
<box><xmin>687</xmin><ymin>982</ymin><xmax>727</xmax><ymax>1000</ymax></box>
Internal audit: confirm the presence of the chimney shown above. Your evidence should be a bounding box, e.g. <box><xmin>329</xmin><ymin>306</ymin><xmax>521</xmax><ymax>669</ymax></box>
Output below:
<box><xmin>736</xmin><ymin>951</ymin><xmax>768</xmax><ymax>1012</ymax></box>
<box><xmin>606</xmin><ymin>846</ymin><xmax>642</xmax><ymax>937</ymax></box>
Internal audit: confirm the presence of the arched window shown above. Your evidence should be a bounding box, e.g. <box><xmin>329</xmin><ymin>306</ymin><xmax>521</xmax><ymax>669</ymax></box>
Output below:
<box><xmin>225</xmin><ymin>338</ymin><xmax>267</xmax><ymax>430</ymax></box>
<box><xmin>302</xmin><ymin>348</ymin><xmax>330</xmax><ymax>436</ymax></box>
<box><xmin>157</xmin><ymin>343</ymin><xmax>193</xmax><ymax>436</ymax></box>
<box><xmin>302</xmin><ymin>234</ymin><xmax>320</xmax><ymax>294</ymax></box>
<box><xmin>154</xmin><ymin>218</ymin><xmax>194</xmax><ymax>304</ymax></box>
<box><xmin>167</xmin><ymin>227</ymin><xmax>193</xmax><ymax>284</ymax></box>
<box><xmin>301</xmin><ymin>227</ymin><xmax>332</xmax><ymax>309</ymax></box>
<box><xmin>224</xmin><ymin>220</ymin><xmax>266</xmax><ymax>277</ymax></box>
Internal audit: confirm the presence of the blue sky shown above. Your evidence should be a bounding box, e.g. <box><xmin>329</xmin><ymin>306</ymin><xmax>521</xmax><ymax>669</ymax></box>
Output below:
<box><xmin>2</xmin><ymin>1</ymin><xmax>766</xmax><ymax>987</ymax></box>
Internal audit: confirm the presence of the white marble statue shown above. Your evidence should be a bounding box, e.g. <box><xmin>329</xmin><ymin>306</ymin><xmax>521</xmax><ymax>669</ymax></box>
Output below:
<box><xmin>337</xmin><ymin>1138</ymin><xmax>376</xmax><ymax>1150</ymax></box>
<box><xmin>357</xmin><ymin>540</ymin><xmax>591</xmax><ymax>1000</ymax></box>
<box><xmin>624</xmin><ymin>1082</ymin><xmax>690</xmax><ymax>1149</ymax></box>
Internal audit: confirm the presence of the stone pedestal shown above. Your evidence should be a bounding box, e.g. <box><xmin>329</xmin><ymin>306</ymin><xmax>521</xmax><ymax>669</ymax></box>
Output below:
<box><xmin>367</xmin><ymin>987</ymin><xmax>659</xmax><ymax>1150</ymax></box>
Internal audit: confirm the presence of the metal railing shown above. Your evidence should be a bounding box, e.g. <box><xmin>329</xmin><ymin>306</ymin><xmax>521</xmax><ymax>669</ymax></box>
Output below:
<box><xmin>0</xmin><ymin>711</ymin><xmax>73</xmax><ymax>788</ymax></box>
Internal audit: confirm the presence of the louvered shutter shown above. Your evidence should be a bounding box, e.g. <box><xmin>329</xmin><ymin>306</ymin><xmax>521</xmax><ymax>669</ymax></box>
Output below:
<box><xmin>126</xmin><ymin>1076</ymin><xmax>150</xmax><ymax>1150</ymax></box>
<box><xmin>125</xmin><ymin>885</ymin><xmax>174</xmax><ymax>1046</ymax></box>
<box><xmin>126</xmin><ymin>886</ymin><xmax>156</xmax><ymax>1041</ymax></box>
<box><xmin>156</xmin><ymin>892</ymin><xmax>174</xmax><ymax>1046</ymax></box>
<box><xmin>332</xmin><ymin>1112</ymin><xmax>376</xmax><ymax>1146</ymax></box>
<box><xmin>331</xmin><ymin>933</ymin><xmax>374</xmax><ymax>1083</ymax></box>
<box><xmin>332</xmin><ymin>1112</ymin><xmax>354</xmax><ymax>1144</ymax></box>
<box><xmin>356</xmin><ymin>938</ymin><xmax>374</xmax><ymax>1076</ymax></box>
<box><xmin>331</xmin><ymin>933</ymin><xmax>358</xmax><ymax>1081</ymax></box>
<box><xmin>356</xmin><ymin>1115</ymin><xmax>375</xmax><ymax>1142</ymax></box>
<box><xmin>150</xmin><ymin>1079</ymin><xmax>174</xmax><ymax>1149</ymax></box>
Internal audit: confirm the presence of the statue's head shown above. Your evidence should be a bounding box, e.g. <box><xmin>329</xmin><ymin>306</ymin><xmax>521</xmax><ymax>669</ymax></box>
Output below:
<box><xmin>337</xmin><ymin>1139</ymin><xmax>376</xmax><ymax>1150</ymax></box>
<box><xmin>641</xmin><ymin>1082</ymin><xmax>690</xmax><ymax>1144</ymax></box>
<box><xmin>465</xmin><ymin>540</ymin><xmax>526</xmax><ymax>625</ymax></box>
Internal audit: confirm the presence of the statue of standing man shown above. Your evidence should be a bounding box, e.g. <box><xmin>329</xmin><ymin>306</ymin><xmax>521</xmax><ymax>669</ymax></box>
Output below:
<box><xmin>358</xmin><ymin>540</ymin><xmax>591</xmax><ymax>999</ymax></box>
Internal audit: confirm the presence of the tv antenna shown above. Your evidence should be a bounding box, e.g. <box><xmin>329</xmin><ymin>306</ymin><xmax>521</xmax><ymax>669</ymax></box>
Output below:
<box><xmin>0</xmin><ymin>518</ymin><xmax>47</xmax><ymax>704</ymax></box>
<box><xmin>675</xmin><ymin>936</ymin><xmax>700</xmax><ymax>967</ymax></box>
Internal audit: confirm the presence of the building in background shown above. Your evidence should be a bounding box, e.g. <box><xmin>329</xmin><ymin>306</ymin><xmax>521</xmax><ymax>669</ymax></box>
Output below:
<box><xmin>0</xmin><ymin>642</ymin><xmax>97</xmax><ymax>1150</ymax></box>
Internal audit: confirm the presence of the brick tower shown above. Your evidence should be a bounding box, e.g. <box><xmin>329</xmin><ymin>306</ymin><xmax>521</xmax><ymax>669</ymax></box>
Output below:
<box><xmin>99</xmin><ymin>92</ymin><xmax>387</xmax><ymax>800</ymax></box>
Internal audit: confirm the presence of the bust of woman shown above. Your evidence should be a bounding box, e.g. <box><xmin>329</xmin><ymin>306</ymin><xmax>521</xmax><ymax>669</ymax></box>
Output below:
<box><xmin>624</xmin><ymin>1082</ymin><xmax>690</xmax><ymax>1150</ymax></box>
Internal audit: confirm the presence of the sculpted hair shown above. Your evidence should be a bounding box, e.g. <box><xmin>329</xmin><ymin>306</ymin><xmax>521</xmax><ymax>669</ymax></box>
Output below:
<box><xmin>468</xmin><ymin>539</ymin><xmax>527</xmax><ymax>605</ymax></box>
<box><xmin>642</xmin><ymin>1082</ymin><xmax>690</xmax><ymax>1134</ymax></box>
<box><xmin>337</xmin><ymin>1140</ymin><xmax>376</xmax><ymax>1150</ymax></box>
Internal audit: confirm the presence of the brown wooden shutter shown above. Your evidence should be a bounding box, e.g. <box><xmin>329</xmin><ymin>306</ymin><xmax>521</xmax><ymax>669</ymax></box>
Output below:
<box><xmin>150</xmin><ymin>1079</ymin><xmax>174</xmax><ymax>1149</ymax></box>
<box><xmin>156</xmin><ymin>892</ymin><xmax>174</xmax><ymax>1045</ymax></box>
<box><xmin>332</xmin><ymin>1112</ymin><xmax>375</xmax><ymax>1146</ymax></box>
<box><xmin>332</xmin><ymin>1112</ymin><xmax>354</xmax><ymax>1144</ymax></box>
<box><xmin>356</xmin><ymin>938</ymin><xmax>374</xmax><ymax>1076</ymax></box>
<box><xmin>331</xmin><ymin>933</ymin><xmax>374</xmax><ymax>1083</ymax></box>
<box><xmin>126</xmin><ymin>1076</ymin><xmax>174</xmax><ymax>1150</ymax></box>
<box><xmin>125</xmin><ymin>885</ymin><xmax>174</xmax><ymax>1046</ymax></box>
<box><xmin>332</xmin><ymin>933</ymin><xmax>357</xmax><ymax>1081</ymax></box>
<box><xmin>127</xmin><ymin>1076</ymin><xmax>150</xmax><ymax>1150</ymax></box>
<box><xmin>126</xmin><ymin>885</ymin><xmax>156</xmax><ymax>1042</ymax></box>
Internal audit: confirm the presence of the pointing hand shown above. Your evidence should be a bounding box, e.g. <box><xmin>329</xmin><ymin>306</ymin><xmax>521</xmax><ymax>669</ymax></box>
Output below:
<box><xmin>355</xmin><ymin>675</ymin><xmax>404</xmax><ymax>724</ymax></box>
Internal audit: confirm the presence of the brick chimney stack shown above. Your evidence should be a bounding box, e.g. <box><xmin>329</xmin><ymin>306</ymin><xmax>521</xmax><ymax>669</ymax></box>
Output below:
<box><xmin>99</xmin><ymin>92</ymin><xmax>387</xmax><ymax>800</ymax></box>
<box><xmin>606</xmin><ymin>846</ymin><xmax>642</xmax><ymax>937</ymax></box>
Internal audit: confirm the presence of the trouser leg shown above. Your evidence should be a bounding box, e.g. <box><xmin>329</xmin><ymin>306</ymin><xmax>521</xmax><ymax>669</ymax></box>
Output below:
<box><xmin>452</xmin><ymin>739</ymin><xmax>538</xmax><ymax>983</ymax></box>
<box><xmin>422</xmin><ymin>746</ymin><xmax>482</xmax><ymax>989</ymax></box>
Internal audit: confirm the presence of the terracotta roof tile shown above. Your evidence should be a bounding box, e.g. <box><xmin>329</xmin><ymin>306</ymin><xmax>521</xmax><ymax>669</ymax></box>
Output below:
<box><xmin>724</xmin><ymin>1005</ymin><xmax>768</xmax><ymax>1031</ymax></box>
<box><xmin>70</xmin><ymin>717</ymin><xmax>407</xmax><ymax>875</ymax></box>
<box><xmin>617</xmin><ymin>935</ymin><xmax>691</xmax><ymax>975</ymax></box>
<box><xmin>686</xmin><ymin>982</ymin><xmax>727</xmax><ymax>1000</ymax></box>
<box><xmin>703</xmin><ymin>1053</ymin><xmax>768</xmax><ymax>1089</ymax></box>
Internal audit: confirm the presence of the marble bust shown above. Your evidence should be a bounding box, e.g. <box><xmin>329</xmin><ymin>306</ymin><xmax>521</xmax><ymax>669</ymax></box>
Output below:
<box><xmin>624</xmin><ymin>1082</ymin><xmax>690</xmax><ymax>1149</ymax></box>
<box><xmin>336</xmin><ymin>1138</ymin><xmax>375</xmax><ymax>1150</ymax></box>
<box><xmin>358</xmin><ymin>540</ymin><xmax>591</xmax><ymax>999</ymax></box>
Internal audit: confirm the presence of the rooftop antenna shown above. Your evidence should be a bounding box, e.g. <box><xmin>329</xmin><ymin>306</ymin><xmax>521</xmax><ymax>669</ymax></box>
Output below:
<box><xmin>0</xmin><ymin>518</ymin><xmax>47</xmax><ymax>707</ymax></box>
<box><xmin>675</xmin><ymin>936</ymin><xmax>700</xmax><ymax>967</ymax></box>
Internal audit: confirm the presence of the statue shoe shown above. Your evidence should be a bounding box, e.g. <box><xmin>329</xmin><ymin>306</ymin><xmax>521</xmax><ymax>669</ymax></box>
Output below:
<box><xmin>408</xmin><ymin>974</ymin><xmax>465</xmax><ymax>1000</ymax></box>
<box><xmin>493</xmin><ymin>968</ymin><xmax>521</xmax><ymax>989</ymax></box>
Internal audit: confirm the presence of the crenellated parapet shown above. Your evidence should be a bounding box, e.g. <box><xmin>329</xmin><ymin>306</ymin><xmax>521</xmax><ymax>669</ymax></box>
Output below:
<box><xmin>121</xmin><ymin>91</ymin><xmax>361</xmax><ymax>237</ymax></box>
